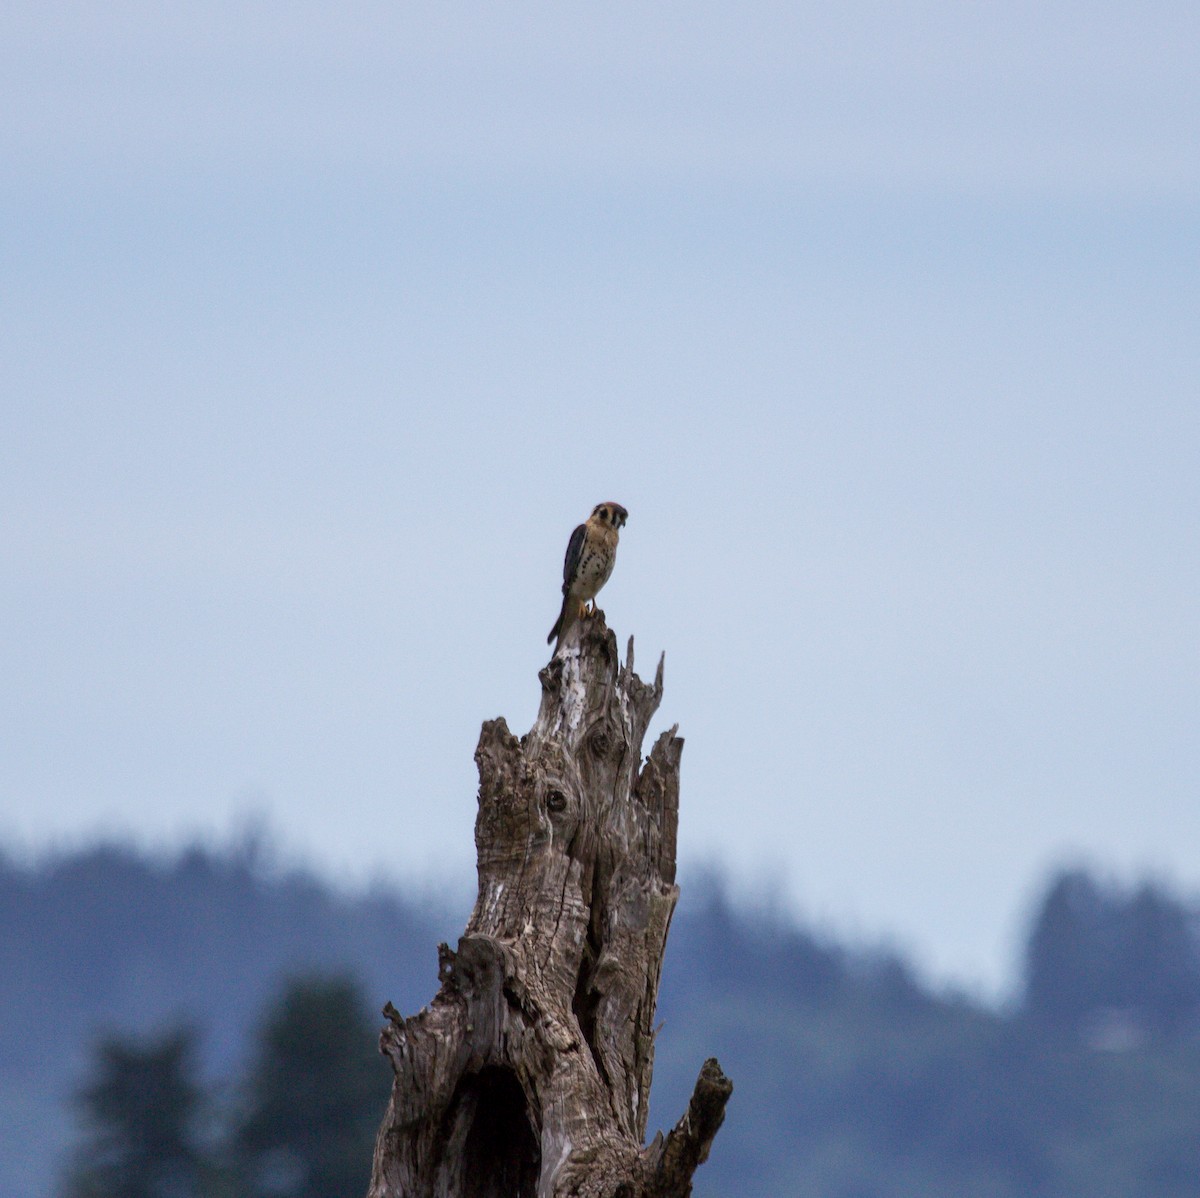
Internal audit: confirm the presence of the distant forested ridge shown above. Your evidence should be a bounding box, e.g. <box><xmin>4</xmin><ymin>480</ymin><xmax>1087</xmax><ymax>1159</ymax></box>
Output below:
<box><xmin>2</xmin><ymin>840</ymin><xmax>1199</xmax><ymax>1198</ymax></box>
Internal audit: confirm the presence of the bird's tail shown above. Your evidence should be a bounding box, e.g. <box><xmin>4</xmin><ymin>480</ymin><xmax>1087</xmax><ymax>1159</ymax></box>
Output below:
<box><xmin>547</xmin><ymin>594</ymin><xmax>572</xmax><ymax>645</ymax></box>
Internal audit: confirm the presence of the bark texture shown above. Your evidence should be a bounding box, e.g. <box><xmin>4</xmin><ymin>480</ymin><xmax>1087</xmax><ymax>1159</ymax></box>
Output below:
<box><xmin>367</xmin><ymin>611</ymin><xmax>731</xmax><ymax>1198</ymax></box>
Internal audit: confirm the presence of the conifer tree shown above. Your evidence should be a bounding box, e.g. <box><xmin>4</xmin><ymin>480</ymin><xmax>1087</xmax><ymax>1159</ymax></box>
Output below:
<box><xmin>64</xmin><ymin>1027</ymin><xmax>210</xmax><ymax>1198</ymax></box>
<box><xmin>234</xmin><ymin>974</ymin><xmax>387</xmax><ymax>1198</ymax></box>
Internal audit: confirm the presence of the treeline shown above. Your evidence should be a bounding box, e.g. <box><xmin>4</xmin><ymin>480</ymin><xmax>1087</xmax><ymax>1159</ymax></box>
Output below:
<box><xmin>0</xmin><ymin>836</ymin><xmax>448</xmax><ymax>1078</ymax></box>
<box><xmin>3</xmin><ymin>841</ymin><xmax>1200</xmax><ymax>1197</ymax></box>
<box><xmin>656</xmin><ymin>874</ymin><xmax>1200</xmax><ymax>1197</ymax></box>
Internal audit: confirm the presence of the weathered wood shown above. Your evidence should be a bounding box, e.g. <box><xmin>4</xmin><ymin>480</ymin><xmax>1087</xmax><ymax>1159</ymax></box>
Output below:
<box><xmin>367</xmin><ymin>611</ymin><xmax>731</xmax><ymax>1198</ymax></box>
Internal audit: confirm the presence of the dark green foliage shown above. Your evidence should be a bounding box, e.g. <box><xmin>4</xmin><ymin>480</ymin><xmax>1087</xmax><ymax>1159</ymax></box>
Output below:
<box><xmin>233</xmin><ymin>976</ymin><xmax>389</xmax><ymax>1198</ymax></box>
<box><xmin>63</xmin><ymin>1027</ymin><xmax>210</xmax><ymax>1198</ymax></box>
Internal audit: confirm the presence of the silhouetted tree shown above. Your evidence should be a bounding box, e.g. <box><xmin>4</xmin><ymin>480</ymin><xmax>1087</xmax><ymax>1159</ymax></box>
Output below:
<box><xmin>1025</xmin><ymin>869</ymin><xmax>1200</xmax><ymax>1037</ymax></box>
<box><xmin>234</xmin><ymin>975</ymin><xmax>387</xmax><ymax>1198</ymax></box>
<box><xmin>1024</xmin><ymin>869</ymin><xmax>1110</xmax><ymax>1031</ymax></box>
<box><xmin>63</xmin><ymin>1026</ymin><xmax>211</xmax><ymax>1198</ymax></box>
<box><xmin>1117</xmin><ymin>883</ymin><xmax>1200</xmax><ymax>1033</ymax></box>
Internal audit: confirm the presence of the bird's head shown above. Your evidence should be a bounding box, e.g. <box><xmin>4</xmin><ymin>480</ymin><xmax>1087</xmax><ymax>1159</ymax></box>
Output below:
<box><xmin>592</xmin><ymin>502</ymin><xmax>628</xmax><ymax>529</ymax></box>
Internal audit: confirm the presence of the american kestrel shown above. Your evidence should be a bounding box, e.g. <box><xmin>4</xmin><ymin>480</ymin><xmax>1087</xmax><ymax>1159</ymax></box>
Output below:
<box><xmin>547</xmin><ymin>502</ymin><xmax>628</xmax><ymax>647</ymax></box>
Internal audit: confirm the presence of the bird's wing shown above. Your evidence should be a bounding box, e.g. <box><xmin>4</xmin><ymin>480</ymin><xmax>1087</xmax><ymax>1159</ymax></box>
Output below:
<box><xmin>562</xmin><ymin>523</ymin><xmax>587</xmax><ymax>594</ymax></box>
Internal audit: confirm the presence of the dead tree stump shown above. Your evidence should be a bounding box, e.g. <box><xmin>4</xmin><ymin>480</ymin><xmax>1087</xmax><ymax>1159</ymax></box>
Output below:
<box><xmin>367</xmin><ymin>612</ymin><xmax>731</xmax><ymax>1198</ymax></box>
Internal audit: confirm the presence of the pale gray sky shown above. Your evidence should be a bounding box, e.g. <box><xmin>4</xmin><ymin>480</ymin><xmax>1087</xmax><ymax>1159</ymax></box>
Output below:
<box><xmin>2</xmin><ymin>1</ymin><xmax>1197</xmax><ymax>995</ymax></box>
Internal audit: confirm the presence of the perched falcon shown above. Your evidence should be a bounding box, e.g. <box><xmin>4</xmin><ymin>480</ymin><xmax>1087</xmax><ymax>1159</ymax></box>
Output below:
<box><xmin>547</xmin><ymin>502</ymin><xmax>628</xmax><ymax>646</ymax></box>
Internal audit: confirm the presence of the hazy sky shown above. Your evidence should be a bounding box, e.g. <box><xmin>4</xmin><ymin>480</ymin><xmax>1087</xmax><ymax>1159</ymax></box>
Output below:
<box><xmin>2</xmin><ymin>1</ymin><xmax>1197</xmax><ymax>995</ymax></box>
